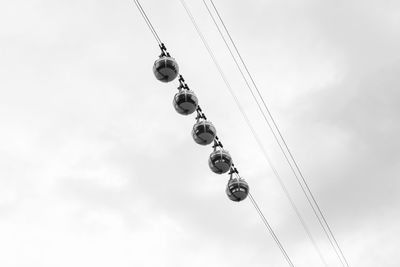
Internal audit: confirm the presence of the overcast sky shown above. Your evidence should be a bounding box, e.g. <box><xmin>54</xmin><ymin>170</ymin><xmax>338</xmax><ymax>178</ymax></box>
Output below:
<box><xmin>0</xmin><ymin>0</ymin><xmax>399</xmax><ymax>266</ymax></box>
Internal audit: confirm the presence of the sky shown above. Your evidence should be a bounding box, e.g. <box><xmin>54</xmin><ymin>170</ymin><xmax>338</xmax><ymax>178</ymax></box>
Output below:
<box><xmin>0</xmin><ymin>0</ymin><xmax>399</xmax><ymax>266</ymax></box>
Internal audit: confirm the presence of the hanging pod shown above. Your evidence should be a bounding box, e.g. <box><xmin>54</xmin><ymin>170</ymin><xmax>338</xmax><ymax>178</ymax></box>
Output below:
<box><xmin>173</xmin><ymin>89</ymin><xmax>198</xmax><ymax>115</ymax></box>
<box><xmin>226</xmin><ymin>175</ymin><xmax>249</xmax><ymax>202</ymax></box>
<box><xmin>153</xmin><ymin>56</ymin><xmax>179</xmax><ymax>82</ymax></box>
<box><xmin>192</xmin><ymin>119</ymin><xmax>217</xmax><ymax>146</ymax></box>
<box><xmin>209</xmin><ymin>147</ymin><xmax>232</xmax><ymax>174</ymax></box>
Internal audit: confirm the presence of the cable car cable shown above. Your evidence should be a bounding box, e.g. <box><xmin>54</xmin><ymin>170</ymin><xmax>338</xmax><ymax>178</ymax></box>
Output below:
<box><xmin>201</xmin><ymin>2</ymin><xmax>328</xmax><ymax>266</ymax></box>
<box><xmin>202</xmin><ymin>1</ymin><xmax>350</xmax><ymax>266</ymax></box>
<box><xmin>178</xmin><ymin>1</ymin><xmax>296</xmax><ymax>266</ymax></box>
<box><xmin>132</xmin><ymin>0</ymin><xmax>162</xmax><ymax>45</ymax></box>
<box><xmin>248</xmin><ymin>192</ymin><xmax>295</xmax><ymax>267</ymax></box>
<box><xmin>177</xmin><ymin>0</ymin><xmax>311</xmax><ymax>262</ymax></box>
<box><xmin>201</xmin><ymin>1</ymin><xmax>334</xmax><ymax>265</ymax></box>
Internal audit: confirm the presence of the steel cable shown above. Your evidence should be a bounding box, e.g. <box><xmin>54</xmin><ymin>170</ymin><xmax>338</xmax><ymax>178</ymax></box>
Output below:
<box><xmin>202</xmin><ymin>2</ymin><xmax>329</xmax><ymax>265</ymax></box>
<box><xmin>249</xmin><ymin>192</ymin><xmax>295</xmax><ymax>267</ymax></box>
<box><xmin>179</xmin><ymin>0</ymin><xmax>296</xmax><ymax>266</ymax></box>
<box><xmin>133</xmin><ymin>0</ymin><xmax>162</xmax><ymax>45</ymax></box>
<box><xmin>204</xmin><ymin>1</ymin><xmax>350</xmax><ymax>266</ymax></box>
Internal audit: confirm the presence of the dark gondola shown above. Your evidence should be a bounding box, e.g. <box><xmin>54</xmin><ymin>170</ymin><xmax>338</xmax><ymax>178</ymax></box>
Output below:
<box><xmin>226</xmin><ymin>177</ymin><xmax>249</xmax><ymax>202</ymax></box>
<box><xmin>173</xmin><ymin>89</ymin><xmax>198</xmax><ymax>115</ymax></box>
<box><xmin>209</xmin><ymin>148</ymin><xmax>232</xmax><ymax>174</ymax></box>
<box><xmin>192</xmin><ymin>120</ymin><xmax>217</xmax><ymax>146</ymax></box>
<box><xmin>153</xmin><ymin>56</ymin><xmax>179</xmax><ymax>82</ymax></box>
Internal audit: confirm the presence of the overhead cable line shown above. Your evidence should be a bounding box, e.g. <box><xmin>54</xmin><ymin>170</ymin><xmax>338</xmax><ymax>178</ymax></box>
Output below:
<box><xmin>203</xmin><ymin>1</ymin><xmax>350</xmax><ymax>266</ymax></box>
<box><xmin>249</xmin><ymin>192</ymin><xmax>295</xmax><ymax>267</ymax></box>
<box><xmin>178</xmin><ymin>1</ymin><xmax>296</xmax><ymax>266</ymax></box>
<box><xmin>176</xmin><ymin>0</ymin><xmax>315</xmax><ymax>265</ymax></box>
<box><xmin>201</xmin><ymin>2</ymin><xmax>328</xmax><ymax>266</ymax></box>
<box><xmin>201</xmin><ymin>1</ymin><xmax>329</xmax><ymax>266</ymax></box>
<box><xmin>133</xmin><ymin>0</ymin><xmax>162</xmax><ymax>45</ymax></box>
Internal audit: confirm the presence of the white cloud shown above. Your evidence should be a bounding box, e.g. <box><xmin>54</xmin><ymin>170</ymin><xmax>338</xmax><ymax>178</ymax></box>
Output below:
<box><xmin>0</xmin><ymin>0</ymin><xmax>399</xmax><ymax>266</ymax></box>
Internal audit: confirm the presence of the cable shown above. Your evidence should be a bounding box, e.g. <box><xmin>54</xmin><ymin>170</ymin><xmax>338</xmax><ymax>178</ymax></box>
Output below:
<box><xmin>249</xmin><ymin>192</ymin><xmax>295</xmax><ymax>267</ymax></box>
<box><xmin>206</xmin><ymin>2</ymin><xmax>348</xmax><ymax>266</ymax></box>
<box><xmin>178</xmin><ymin>0</ymin><xmax>297</xmax><ymax>265</ymax></box>
<box><xmin>201</xmin><ymin>2</ymin><xmax>328</xmax><ymax>265</ymax></box>
<box><xmin>204</xmin><ymin>1</ymin><xmax>350</xmax><ymax>266</ymax></box>
<box><xmin>133</xmin><ymin>0</ymin><xmax>162</xmax><ymax>45</ymax></box>
<box><xmin>177</xmin><ymin>0</ymin><xmax>326</xmax><ymax>264</ymax></box>
<box><xmin>201</xmin><ymin>1</ymin><xmax>330</xmax><ymax>266</ymax></box>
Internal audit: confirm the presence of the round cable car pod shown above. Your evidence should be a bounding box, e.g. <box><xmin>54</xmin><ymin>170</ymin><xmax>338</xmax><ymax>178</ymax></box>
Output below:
<box><xmin>173</xmin><ymin>89</ymin><xmax>198</xmax><ymax>115</ymax></box>
<box><xmin>153</xmin><ymin>56</ymin><xmax>179</xmax><ymax>82</ymax></box>
<box><xmin>192</xmin><ymin>119</ymin><xmax>217</xmax><ymax>146</ymax></box>
<box><xmin>209</xmin><ymin>147</ymin><xmax>232</xmax><ymax>174</ymax></box>
<box><xmin>226</xmin><ymin>176</ymin><xmax>249</xmax><ymax>202</ymax></box>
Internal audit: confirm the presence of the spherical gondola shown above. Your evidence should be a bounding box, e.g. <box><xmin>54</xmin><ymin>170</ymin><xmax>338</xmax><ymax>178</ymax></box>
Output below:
<box><xmin>192</xmin><ymin>120</ymin><xmax>216</xmax><ymax>146</ymax></box>
<box><xmin>209</xmin><ymin>148</ymin><xmax>232</xmax><ymax>174</ymax></box>
<box><xmin>153</xmin><ymin>56</ymin><xmax>179</xmax><ymax>82</ymax></box>
<box><xmin>226</xmin><ymin>177</ymin><xmax>249</xmax><ymax>202</ymax></box>
<box><xmin>173</xmin><ymin>90</ymin><xmax>198</xmax><ymax>115</ymax></box>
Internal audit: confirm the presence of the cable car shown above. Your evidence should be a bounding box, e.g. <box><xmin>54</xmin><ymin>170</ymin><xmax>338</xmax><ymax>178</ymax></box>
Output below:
<box><xmin>153</xmin><ymin>56</ymin><xmax>179</xmax><ymax>82</ymax></box>
<box><xmin>192</xmin><ymin>120</ymin><xmax>216</xmax><ymax>145</ymax></box>
<box><xmin>173</xmin><ymin>89</ymin><xmax>198</xmax><ymax>115</ymax></box>
<box><xmin>226</xmin><ymin>177</ymin><xmax>249</xmax><ymax>202</ymax></box>
<box><xmin>209</xmin><ymin>148</ymin><xmax>232</xmax><ymax>174</ymax></box>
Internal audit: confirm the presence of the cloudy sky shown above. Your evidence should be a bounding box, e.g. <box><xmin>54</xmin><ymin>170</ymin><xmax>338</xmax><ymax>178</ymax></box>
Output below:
<box><xmin>0</xmin><ymin>0</ymin><xmax>399</xmax><ymax>266</ymax></box>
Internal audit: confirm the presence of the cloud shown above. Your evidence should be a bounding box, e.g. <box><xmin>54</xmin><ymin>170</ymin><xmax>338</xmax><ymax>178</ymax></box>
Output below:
<box><xmin>1</xmin><ymin>0</ymin><xmax>399</xmax><ymax>266</ymax></box>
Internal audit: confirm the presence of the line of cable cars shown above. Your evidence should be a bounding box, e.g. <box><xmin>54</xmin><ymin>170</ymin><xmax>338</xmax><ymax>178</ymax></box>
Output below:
<box><xmin>153</xmin><ymin>54</ymin><xmax>249</xmax><ymax>202</ymax></box>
